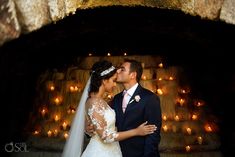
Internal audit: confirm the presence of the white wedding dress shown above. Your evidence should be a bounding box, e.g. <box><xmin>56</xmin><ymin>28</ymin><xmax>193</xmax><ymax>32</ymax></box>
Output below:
<box><xmin>81</xmin><ymin>97</ymin><xmax>122</xmax><ymax>157</ymax></box>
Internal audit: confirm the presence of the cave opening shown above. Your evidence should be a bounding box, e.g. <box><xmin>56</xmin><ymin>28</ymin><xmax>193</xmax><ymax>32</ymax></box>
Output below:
<box><xmin>0</xmin><ymin>6</ymin><xmax>234</xmax><ymax>156</ymax></box>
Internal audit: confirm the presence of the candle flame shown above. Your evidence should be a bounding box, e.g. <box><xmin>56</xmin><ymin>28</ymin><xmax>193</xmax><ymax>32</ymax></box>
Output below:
<box><xmin>163</xmin><ymin>125</ymin><xmax>168</xmax><ymax>132</ymax></box>
<box><xmin>186</xmin><ymin>127</ymin><xmax>192</xmax><ymax>135</ymax></box>
<box><xmin>197</xmin><ymin>136</ymin><xmax>203</xmax><ymax>144</ymax></box>
<box><xmin>163</xmin><ymin>115</ymin><xmax>167</xmax><ymax>121</ymax></box>
<box><xmin>185</xmin><ymin>145</ymin><xmax>191</xmax><ymax>152</ymax></box>
<box><xmin>47</xmin><ymin>130</ymin><xmax>52</xmax><ymax>137</ymax></box>
<box><xmin>64</xmin><ymin>132</ymin><xmax>69</xmax><ymax>139</ymax></box>
<box><xmin>50</xmin><ymin>85</ymin><xmax>55</xmax><ymax>91</ymax></box>
<box><xmin>157</xmin><ymin>89</ymin><xmax>163</xmax><ymax>95</ymax></box>
<box><xmin>174</xmin><ymin>115</ymin><xmax>180</xmax><ymax>121</ymax></box>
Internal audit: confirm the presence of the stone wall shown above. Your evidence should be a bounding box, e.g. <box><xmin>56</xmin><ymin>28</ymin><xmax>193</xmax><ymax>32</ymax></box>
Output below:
<box><xmin>0</xmin><ymin>0</ymin><xmax>235</xmax><ymax>46</ymax></box>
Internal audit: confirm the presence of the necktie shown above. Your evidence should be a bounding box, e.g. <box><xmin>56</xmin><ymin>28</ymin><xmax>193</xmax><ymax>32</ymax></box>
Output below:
<box><xmin>122</xmin><ymin>90</ymin><xmax>130</xmax><ymax>113</ymax></box>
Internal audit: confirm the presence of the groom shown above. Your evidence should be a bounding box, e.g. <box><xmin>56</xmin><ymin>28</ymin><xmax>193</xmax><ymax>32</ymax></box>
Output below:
<box><xmin>86</xmin><ymin>59</ymin><xmax>162</xmax><ymax>157</ymax></box>
<box><xmin>112</xmin><ymin>59</ymin><xmax>162</xmax><ymax>157</ymax></box>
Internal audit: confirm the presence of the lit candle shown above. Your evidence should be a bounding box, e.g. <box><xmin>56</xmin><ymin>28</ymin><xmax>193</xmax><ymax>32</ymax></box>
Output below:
<box><xmin>169</xmin><ymin>76</ymin><xmax>174</xmax><ymax>80</ymax></box>
<box><xmin>163</xmin><ymin>115</ymin><xmax>167</xmax><ymax>121</ymax></box>
<box><xmin>174</xmin><ymin>115</ymin><xmax>180</xmax><ymax>121</ymax></box>
<box><xmin>50</xmin><ymin>85</ymin><xmax>55</xmax><ymax>91</ymax></box>
<box><xmin>64</xmin><ymin>132</ymin><xmax>69</xmax><ymax>139</ymax></box>
<box><xmin>54</xmin><ymin>115</ymin><xmax>60</xmax><ymax>122</ymax></box>
<box><xmin>179</xmin><ymin>88</ymin><xmax>190</xmax><ymax>94</ymax></box>
<box><xmin>124</xmin><ymin>52</ymin><xmax>127</xmax><ymax>56</ymax></box>
<box><xmin>41</xmin><ymin>108</ymin><xmax>46</xmax><ymax>117</ymax></box>
<box><xmin>163</xmin><ymin>125</ymin><xmax>168</xmax><ymax>132</ymax></box>
<box><xmin>158</xmin><ymin>77</ymin><xmax>162</xmax><ymax>81</ymax></box>
<box><xmin>197</xmin><ymin>136</ymin><xmax>203</xmax><ymax>144</ymax></box>
<box><xmin>197</xmin><ymin>101</ymin><xmax>202</xmax><ymax>106</ymax></box>
<box><xmin>186</xmin><ymin>127</ymin><xmax>192</xmax><ymax>135</ymax></box>
<box><xmin>62</xmin><ymin>122</ymin><xmax>67</xmax><ymax>130</ymax></box>
<box><xmin>179</xmin><ymin>98</ymin><xmax>185</xmax><ymax>106</ymax></box>
<box><xmin>158</xmin><ymin>63</ymin><xmax>163</xmax><ymax>68</ymax></box>
<box><xmin>33</xmin><ymin>130</ymin><xmax>39</xmax><ymax>135</ymax></box>
<box><xmin>88</xmin><ymin>53</ymin><xmax>92</xmax><ymax>56</ymax></box>
<box><xmin>185</xmin><ymin>145</ymin><xmax>191</xmax><ymax>152</ymax></box>
<box><xmin>142</xmin><ymin>76</ymin><xmax>146</xmax><ymax>80</ymax></box>
<box><xmin>195</xmin><ymin>100</ymin><xmax>204</xmax><ymax>107</ymax></box>
<box><xmin>74</xmin><ymin>86</ymin><xmax>78</xmax><ymax>91</ymax></box>
<box><xmin>54</xmin><ymin>129</ymin><xmax>58</xmax><ymax>137</ymax></box>
<box><xmin>204</xmin><ymin>124</ymin><xmax>213</xmax><ymax>132</ymax></box>
<box><xmin>54</xmin><ymin>97</ymin><xmax>60</xmax><ymax>105</ymax></box>
<box><xmin>157</xmin><ymin>89</ymin><xmax>163</xmax><ymax>95</ymax></box>
<box><xmin>71</xmin><ymin>109</ymin><xmax>75</xmax><ymax>114</ymax></box>
<box><xmin>47</xmin><ymin>130</ymin><xmax>52</xmax><ymax>137</ymax></box>
<box><xmin>192</xmin><ymin>114</ymin><xmax>198</xmax><ymax>120</ymax></box>
<box><xmin>107</xmin><ymin>53</ymin><xmax>111</xmax><ymax>56</ymax></box>
<box><xmin>70</xmin><ymin>86</ymin><xmax>74</xmax><ymax>92</ymax></box>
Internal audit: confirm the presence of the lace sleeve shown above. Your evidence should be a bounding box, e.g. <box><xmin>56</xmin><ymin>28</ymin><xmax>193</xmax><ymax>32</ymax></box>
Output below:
<box><xmin>87</xmin><ymin>98</ymin><xmax>118</xmax><ymax>143</ymax></box>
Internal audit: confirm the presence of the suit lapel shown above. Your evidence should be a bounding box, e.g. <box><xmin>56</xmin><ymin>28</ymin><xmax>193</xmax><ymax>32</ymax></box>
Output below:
<box><xmin>117</xmin><ymin>91</ymin><xmax>125</xmax><ymax>115</ymax></box>
<box><xmin>124</xmin><ymin>85</ymin><xmax>142</xmax><ymax>113</ymax></box>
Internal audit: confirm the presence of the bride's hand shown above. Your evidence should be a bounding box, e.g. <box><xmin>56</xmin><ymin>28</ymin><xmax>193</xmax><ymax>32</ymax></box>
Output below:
<box><xmin>135</xmin><ymin>121</ymin><xmax>157</xmax><ymax>136</ymax></box>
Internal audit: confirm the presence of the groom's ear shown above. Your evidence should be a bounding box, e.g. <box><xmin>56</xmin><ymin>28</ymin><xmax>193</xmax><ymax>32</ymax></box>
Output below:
<box><xmin>130</xmin><ymin>71</ymin><xmax>137</xmax><ymax>79</ymax></box>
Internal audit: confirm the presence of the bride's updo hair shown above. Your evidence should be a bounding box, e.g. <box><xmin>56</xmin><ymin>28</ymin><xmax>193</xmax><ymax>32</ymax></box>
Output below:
<box><xmin>89</xmin><ymin>60</ymin><xmax>117</xmax><ymax>94</ymax></box>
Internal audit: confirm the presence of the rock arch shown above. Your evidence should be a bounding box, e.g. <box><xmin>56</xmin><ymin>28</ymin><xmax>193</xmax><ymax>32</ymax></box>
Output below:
<box><xmin>0</xmin><ymin>0</ymin><xmax>235</xmax><ymax>46</ymax></box>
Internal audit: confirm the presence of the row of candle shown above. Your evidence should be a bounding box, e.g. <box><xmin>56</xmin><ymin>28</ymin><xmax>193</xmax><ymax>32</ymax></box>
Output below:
<box><xmin>49</xmin><ymin>85</ymin><xmax>82</xmax><ymax>92</ymax></box>
<box><xmin>88</xmin><ymin>53</ymin><xmax>164</xmax><ymax>68</ymax></box>
<box><xmin>162</xmin><ymin>124</ymin><xmax>213</xmax><ymax>133</ymax></box>
<box><xmin>41</xmin><ymin>107</ymin><xmax>75</xmax><ymax>117</ymax></box>
<box><xmin>162</xmin><ymin>114</ymin><xmax>199</xmax><ymax>121</ymax></box>
<box><xmin>34</xmin><ymin>130</ymin><xmax>69</xmax><ymax>139</ymax></box>
<box><xmin>48</xmin><ymin>94</ymin><xmax>204</xmax><ymax>109</ymax></box>
<box><xmin>33</xmin><ymin>129</ymin><xmax>201</xmax><ymax>152</ymax></box>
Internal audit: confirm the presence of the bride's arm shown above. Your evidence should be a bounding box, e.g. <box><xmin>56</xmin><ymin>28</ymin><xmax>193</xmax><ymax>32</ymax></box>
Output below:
<box><xmin>88</xmin><ymin>100</ymin><xmax>156</xmax><ymax>143</ymax></box>
<box><xmin>87</xmin><ymin>101</ymin><xmax>118</xmax><ymax>143</ymax></box>
<box><xmin>113</xmin><ymin>121</ymin><xmax>156</xmax><ymax>141</ymax></box>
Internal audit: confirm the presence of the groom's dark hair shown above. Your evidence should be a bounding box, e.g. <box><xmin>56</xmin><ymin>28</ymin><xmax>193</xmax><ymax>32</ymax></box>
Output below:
<box><xmin>124</xmin><ymin>59</ymin><xmax>143</xmax><ymax>82</ymax></box>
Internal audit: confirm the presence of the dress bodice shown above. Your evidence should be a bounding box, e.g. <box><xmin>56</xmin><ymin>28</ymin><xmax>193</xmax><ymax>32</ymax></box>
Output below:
<box><xmin>81</xmin><ymin>97</ymin><xmax>122</xmax><ymax>157</ymax></box>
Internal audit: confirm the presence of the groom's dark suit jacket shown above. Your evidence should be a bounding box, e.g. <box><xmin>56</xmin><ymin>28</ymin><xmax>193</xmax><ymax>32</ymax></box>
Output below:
<box><xmin>111</xmin><ymin>85</ymin><xmax>162</xmax><ymax>157</ymax></box>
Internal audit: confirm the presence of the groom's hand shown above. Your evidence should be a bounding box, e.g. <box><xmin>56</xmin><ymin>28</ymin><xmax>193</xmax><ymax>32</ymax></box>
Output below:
<box><xmin>85</xmin><ymin>123</ymin><xmax>95</xmax><ymax>137</ymax></box>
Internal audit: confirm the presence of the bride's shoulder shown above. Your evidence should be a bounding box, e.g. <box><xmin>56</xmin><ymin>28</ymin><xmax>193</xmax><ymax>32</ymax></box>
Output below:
<box><xmin>86</xmin><ymin>97</ymin><xmax>107</xmax><ymax>107</ymax></box>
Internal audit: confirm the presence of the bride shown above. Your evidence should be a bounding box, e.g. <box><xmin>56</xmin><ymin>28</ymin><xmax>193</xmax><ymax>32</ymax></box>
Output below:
<box><xmin>62</xmin><ymin>60</ymin><xmax>156</xmax><ymax>157</ymax></box>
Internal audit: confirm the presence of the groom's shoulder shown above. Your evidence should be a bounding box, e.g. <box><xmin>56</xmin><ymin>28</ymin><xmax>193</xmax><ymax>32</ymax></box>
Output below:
<box><xmin>141</xmin><ymin>86</ymin><xmax>159</xmax><ymax>99</ymax></box>
<box><xmin>141</xmin><ymin>86</ymin><xmax>154</xmax><ymax>95</ymax></box>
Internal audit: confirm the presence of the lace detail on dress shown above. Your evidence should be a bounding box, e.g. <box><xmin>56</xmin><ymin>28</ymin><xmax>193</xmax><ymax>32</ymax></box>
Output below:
<box><xmin>86</xmin><ymin>98</ymin><xmax>119</xmax><ymax>143</ymax></box>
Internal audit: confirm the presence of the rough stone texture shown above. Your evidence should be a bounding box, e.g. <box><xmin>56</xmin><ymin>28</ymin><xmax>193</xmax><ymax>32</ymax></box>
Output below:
<box><xmin>178</xmin><ymin>0</ymin><xmax>224</xmax><ymax>20</ymax></box>
<box><xmin>0</xmin><ymin>0</ymin><xmax>20</xmax><ymax>45</ymax></box>
<box><xmin>77</xmin><ymin>0</ymin><xmax>223</xmax><ymax>20</ymax></box>
<box><xmin>14</xmin><ymin>0</ymin><xmax>51</xmax><ymax>33</ymax></box>
<box><xmin>77</xmin><ymin>0</ymin><xmax>180</xmax><ymax>9</ymax></box>
<box><xmin>194</xmin><ymin>0</ymin><xmax>224</xmax><ymax>20</ymax></box>
<box><xmin>220</xmin><ymin>0</ymin><xmax>235</xmax><ymax>25</ymax></box>
<box><xmin>64</xmin><ymin>0</ymin><xmax>81</xmax><ymax>15</ymax></box>
<box><xmin>48</xmin><ymin>0</ymin><xmax>66</xmax><ymax>22</ymax></box>
<box><xmin>0</xmin><ymin>0</ymin><xmax>235</xmax><ymax>47</ymax></box>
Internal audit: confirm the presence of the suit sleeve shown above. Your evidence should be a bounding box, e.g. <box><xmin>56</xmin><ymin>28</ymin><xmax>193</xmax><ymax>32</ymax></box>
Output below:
<box><xmin>143</xmin><ymin>94</ymin><xmax>162</xmax><ymax>157</ymax></box>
